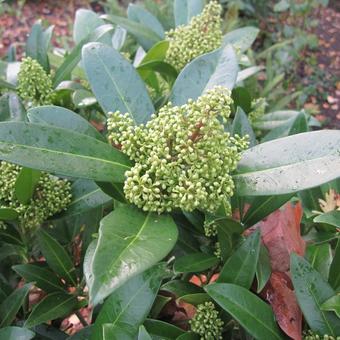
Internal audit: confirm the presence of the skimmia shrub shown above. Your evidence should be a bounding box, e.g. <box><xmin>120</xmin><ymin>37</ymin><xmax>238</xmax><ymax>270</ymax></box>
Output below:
<box><xmin>0</xmin><ymin>1</ymin><xmax>339</xmax><ymax>339</ymax></box>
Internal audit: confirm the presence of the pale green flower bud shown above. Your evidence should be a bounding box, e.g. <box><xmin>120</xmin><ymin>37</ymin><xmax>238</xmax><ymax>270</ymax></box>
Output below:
<box><xmin>248</xmin><ymin>97</ymin><xmax>267</xmax><ymax>124</ymax></box>
<box><xmin>165</xmin><ymin>1</ymin><xmax>223</xmax><ymax>70</ymax></box>
<box><xmin>17</xmin><ymin>57</ymin><xmax>55</xmax><ymax>106</ymax></box>
<box><xmin>303</xmin><ymin>331</ymin><xmax>340</xmax><ymax>340</ymax></box>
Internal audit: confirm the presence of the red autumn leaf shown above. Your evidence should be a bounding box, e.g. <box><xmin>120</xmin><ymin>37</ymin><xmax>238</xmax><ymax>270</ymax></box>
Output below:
<box><xmin>259</xmin><ymin>202</ymin><xmax>305</xmax><ymax>272</ymax></box>
<box><xmin>261</xmin><ymin>272</ymin><xmax>302</xmax><ymax>340</ymax></box>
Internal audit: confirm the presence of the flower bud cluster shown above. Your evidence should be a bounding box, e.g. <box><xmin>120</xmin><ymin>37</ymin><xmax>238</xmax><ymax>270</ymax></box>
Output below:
<box><xmin>0</xmin><ymin>162</ymin><xmax>72</xmax><ymax>229</ymax></box>
<box><xmin>17</xmin><ymin>57</ymin><xmax>54</xmax><ymax>106</ymax></box>
<box><xmin>108</xmin><ymin>86</ymin><xmax>248</xmax><ymax>214</ymax></box>
<box><xmin>165</xmin><ymin>1</ymin><xmax>222</xmax><ymax>70</ymax></box>
<box><xmin>204</xmin><ymin>220</ymin><xmax>218</xmax><ymax>237</ymax></box>
<box><xmin>248</xmin><ymin>97</ymin><xmax>267</xmax><ymax>124</ymax></box>
<box><xmin>303</xmin><ymin>331</ymin><xmax>340</xmax><ymax>340</ymax></box>
<box><xmin>190</xmin><ymin>301</ymin><xmax>224</xmax><ymax>339</ymax></box>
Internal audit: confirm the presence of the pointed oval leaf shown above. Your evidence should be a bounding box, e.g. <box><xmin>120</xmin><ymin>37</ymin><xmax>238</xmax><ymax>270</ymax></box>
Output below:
<box><xmin>290</xmin><ymin>253</ymin><xmax>340</xmax><ymax>336</ymax></box>
<box><xmin>14</xmin><ymin>167</ymin><xmax>41</xmax><ymax>205</ymax></box>
<box><xmin>205</xmin><ymin>283</ymin><xmax>284</xmax><ymax>340</ymax></box>
<box><xmin>28</xmin><ymin>106</ymin><xmax>104</xmax><ymax>141</ymax></box>
<box><xmin>37</xmin><ymin>229</ymin><xmax>77</xmax><ymax>286</ymax></box>
<box><xmin>234</xmin><ymin>130</ymin><xmax>340</xmax><ymax>196</ymax></box>
<box><xmin>13</xmin><ymin>264</ymin><xmax>65</xmax><ymax>293</ymax></box>
<box><xmin>329</xmin><ymin>239</ymin><xmax>340</xmax><ymax>291</ymax></box>
<box><xmin>0</xmin><ymin>122</ymin><xmax>131</xmax><ymax>183</ymax></box>
<box><xmin>25</xmin><ymin>293</ymin><xmax>78</xmax><ymax>328</ymax></box>
<box><xmin>86</xmin><ymin>205</ymin><xmax>178</xmax><ymax>305</ymax></box>
<box><xmin>0</xmin><ymin>283</ymin><xmax>33</xmax><ymax>327</ymax></box>
<box><xmin>144</xmin><ymin>319</ymin><xmax>185</xmax><ymax>339</ymax></box>
<box><xmin>0</xmin><ymin>207</ymin><xmax>19</xmax><ymax>221</ymax></box>
<box><xmin>170</xmin><ymin>45</ymin><xmax>238</xmax><ymax>106</ymax></box>
<box><xmin>174</xmin><ymin>0</ymin><xmax>204</xmax><ymax>26</ymax></box>
<box><xmin>222</xmin><ymin>27</ymin><xmax>259</xmax><ymax>52</ymax></box>
<box><xmin>83</xmin><ymin>42</ymin><xmax>154</xmax><ymax>123</ymax></box>
<box><xmin>217</xmin><ymin>229</ymin><xmax>261</xmax><ymax>289</ymax></box>
<box><xmin>321</xmin><ymin>295</ymin><xmax>340</xmax><ymax>318</ymax></box>
<box><xmin>91</xmin><ymin>265</ymin><xmax>165</xmax><ymax>340</ymax></box>
<box><xmin>314</xmin><ymin>211</ymin><xmax>340</xmax><ymax>228</ymax></box>
<box><xmin>174</xmin><ymin>253</ymin><xmax>219</xmax><ymax>273</ymax></box>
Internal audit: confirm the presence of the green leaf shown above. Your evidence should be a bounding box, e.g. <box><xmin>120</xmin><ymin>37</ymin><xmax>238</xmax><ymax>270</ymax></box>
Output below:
<box><xmin>82</xmin><ymin>42</ymin><xmax>154</xmax><ymax>123</ymax></box>
<box><xmin>205</xmin><ymin>283</ymin><xmax>283</xmax><ymax>339</ymax></box>
<box><xmin>176</xmin><ymin>333</ymin><xmax>200</xmax><ymax>340</ymax></box>
<box><xmin>144</xmin><ymin>319</ymin><xmax>185</xmax><ymax>339</ymax></box>
<box><xmin>253</xmin><ymin>110</ymin><xmax>300</xmax><ymax>130</ymax></box>
<box><xmin>0</xmin><ymin>327</ymin><xmax>35</xmax><ymax>340</ymax></box>
<box><xmin>138</xmin><ymin>325</ymin><xmax>152</xmax><ymax>340</ymax></box>
<box><xmin>137</xmin><ymin>61</ymin><xmax>178</xmax><ymax>86</ymax></box>
<box><xmin>85</xmin><ymin>205</ymin><xmax>178</xmax><ymax>305</ymax></box>
<box><xmin>231</xmin><ymin>107</ymin><xmax>256</xmax><ymax>147</ymax></box>
<box><xmin>139</xmin><ymin>40</ymin><xmax>169</xmax><ymax>64</ymax></box>
<box><xmin>112</xmin><ymin>26</ymin><xmax>127</xmax><ymax>51</ymax></box>
<box><xmin>290</xmin><ymin>253</ymin><xmax>340</xmax><ymax>336</ymax></box>
<box><xmin>314</xmin><ymin>211</ymin><xmax>340</xmax><ymax>228</ymax></box>
<box><xmin>53</xmin><ymin>24</ymin><xmax>114</xmax><ymax>87</ymax></box>
<box><xmin>231</xmin><ymin>87</ymin><xmax>252</xmax><ymax>113</ymax></box>
<box><xmin>0</xmin><ymin>283</ymin><xmax>33</xmax><ymax>327</ymax></box>
<box><xmin>174</xmin><ymin>253</ymin><xmax>219</xmax><ymax>273</ymax></box>
<box><xmin>234</xmin><ymin>130</ymin><xmax>340</xmax><ymax>196</ymax></box>
<box><xmin>321</xmin><ymin>295</ymin><xmax>340</xmax><ymax>318</ymax></box>
<box><xmin>0</xmin><ymin>207</ymin><xmax>18</xmax><ymax>221</ymax></box>
<box><xmin>14</xmin><ymin>167</ymin><xmax>41</xmax><ymax>205</ymax></box>
<box><xmin>0</xmin><ymin>122</ymin><xmax>131</xmax><ymax>183</ymax></box>
<box><xmin>170</xmin><ymin>45</ymin><xmax>238</xmax><ymax>106</ymax></box>
<box><xmin>217</xmin><ymin>230</ymin><xmax>260</xmax><ymax>289</ymax></box>
<box><xmin>25</xmin><ymin>293</ymin><xmax>78</xmax><ymax>328</ymax></box>
<box><xmin>72</xmin><ymin>89</ymin><xmax>97</xmax><ymax>108</ymax></box>
<box><xmin>262</xmin><ymin>111</ymin><xmax>308</xmax><ymax>142</ymax></box>
<box><xmin>242</xmin><ymin>193</ymin><xmax>294</xmax><ymax>227</ymax></box>
<box><xmin>26</xmin><ymin>22</ymin><xmax>53</xmax><ymax>72</ymax></box>
<box><xmin>223</xmin><ymin>27</ymin><xmax>259</xmax><ymax>53</ymax></box>
<box><xmin>174</xmin><ymin>0</ymin><xmax>204</xmax><ymax>26</ymax></box>
<box><xmin>306</xmin><ymin>243</ymin><xmax>332</xmax><ymax>280</ymax></box>
<box><xmin>236</xmin><ymin>65</ymin><xmax>264</xmax><ymax>83</ymax></box>
<box><xmin>127</xmin><ymin>5</ymin><xmax>165</xmax><ymax>46</ymax></box>
<box><xmin>0</xmin><ymin>93</ymin><xmax>26</xmax><ymax>122</ymax></box>
<box><xmin>28</xmin><ymin>106</ymin><xmax>104</xmax><ymax>141</ymax></box>
<box><xmin>102</xmin><ymin>14</ymin><xmax>162</xmax><ymax>50</ymax></box>
<box><xmin>329</xmin><ymin>239</ymin><xmax>340</xmax><ymax>291</ymax></box>
<box><xmin>37</xmin><ymin>229</ymin><xmax>77</xmax><ymax>286</ymax></box>
<box><xmin>178</xmin><ymin>293</ymin><xmax>211</xmax><ymax>306</ymax></box>
<box><xmin>161</xmin><ymin>280</ymin><xmax>202</xmax><ymax>298</ymax></box>
<box><xmin>256</xmin><ymin>244</ymin><xmax>271</xmax><ymax>293</ymax></box>
<box><xmin>13</xmin><ymin>264</ymin><xmax>65</xmax><ymax>293</ymax></box>
<box><xmin>92</xmin><ymin>265</ymin><xmax>165</xmax><ymax>340</ymax></box>
<box><xmin>73</xmin><ymin>9</ymin><xmax>111</xmax><ymax>45</ymax></box>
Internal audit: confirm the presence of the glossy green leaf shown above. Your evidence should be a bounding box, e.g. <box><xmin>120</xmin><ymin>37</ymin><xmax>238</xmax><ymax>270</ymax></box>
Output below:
<box><xmin>53</xmin><ymin>24</ymin><xmax>114</xmax><ymax>87</ymax></box>
<box><xmin>86</xmin><ymin>205</ymin><xmax>178</xmax><ymax>305</ymax></box>
<box><xmin>231</xmin><ymin>87</ymin><xmax>252</xmax><ymax>113</ymax></box>
<box><xmin>290</xmin><ymin>253</ymin><xmax>340</xmax><ymax>335</ymax></box>
<box><xmin>102</xmin><ymin>14</ymin><xmax>162</xmax><ymax>50</ymax></box>
<box><xmin>83</xmin><ymin>42</ymin><xmax>154</xmax><ymax>123</ymax></box>
<box><xmin>161</xmin><ymin>280</ymin><xmax>202</xmax><ymax>298</ymax></box>
<box><xmin>73</xmin><ymin>9</ymin><xmax>111</xmax><ymax>45</ymax></box>
<box><xmin>138</xmin><ymin>326</ymin><xmax>152</xmax><ymax>340</ymax></box>
<box><xmin>127</xmin><ymin>5</ymin><xmax>165</xmax><ymax>48</ymax></box>
<box><xmin>0</xmin><ymin>243</ymin><xmax>25</xmax><ymax>262</ymax></box>
<box><xmin>0</xmin><ymin>122</ymin><xmax>131</xmax><ymax>183</ymax></box>
<box><xmin>217</xmin><ymin>229</ymin><xmax>260</xmax><ymax>289</ymax></box>
<box><xmin>234</xmin><ymin>130</ymin><xmax>340</xmax><ymax>196</ymax></box>
<box><xmin>0</xmin><ymin>327</ymin><xmax>35</xmax><ymax>340</ymax></box>
<box><xmin>256</xmin><ymin>245</ymin><xmax>271</xmax><ymax>293</ymax></box>
<box><xmin>0</xmin><ymin>207</ymin><xmax>18</xmax><ymax>221</ymax></box>
<box><xmin>13</xmin><ymin>264</ymin><xmax>65</xmax><ymax>293</ymax></box>
<box><xmin>329</xmin><ymin>239</ymin><xmax>340</xmax><ymax>291</ymax></box>
<box><xmin>223</xmin><ymin>27</ymin><xmax>259</xmax><ymax>52</ymax></box>
<box><xmin>170</xmin><ymin>45</ymin><xmax>238</xmax><ymax>106</ymax></box>
<box><xmin>137</xmin><ymin>61</ymin><xmax>178</xmax><ymax>86</ymax></box>
<box><xmin>231</xmin><ymin>107</ymin><xmax>256</xmax><ymax>147</ymax></box>
<box><xmin>144</xmin><ymin>319</ymin><xmax>185</xmax><ymax>339</ymax></box>
<box><xmin>150</xmin><ymin>295</ymin><xmax>172</xmax><ymax>319</ymax></box>
<box><xmin>242</xmin><ymin>193</ymin><xmax>294</xmax><ymax>227</ymax></box>
<box><xmin>314</xmin><ymin>211</ymin><xmax>340</xmax><ymax>228</ymax></box>
<box><xmin>321</xmin><ymin>295</ymin><xmax>340</xmax><ymax>318</ymax></box>
<box><xmin>139</xmin><ymin>40</ymin><xmax>169</xmax><ymax>65</ymax></box>
<box><xmin>262</xmin><ymin>112</ymin><xmax>308</xmax><ymax>142</ymax></box>
<box><xmin>205</xmin><ymin>283</ymin><xmax>283</xmax><ymax>339</ymax></box>
<box><xmin>306</xmin><ymin>243</ymin><xmax>332</xmax><ymax>280</ymax></box>
<box><xmin>14</xmin><ymin>167</ymin><xmax>41</xmax><ymax>205</ymax></box>
<box><xmin>174</xmin><ymin>0</ymin><xmax>204</xmax><ymax>26</ymax></box>
<box><xmin>92</xmin><ymin>265</ymin><xmax>165</xmax><ymax>340</ymax></box>
<box><xmin>0</xmin><ymin>283</ymin><xmax>33</xmax><ymax>327</ymax></box>
<box><xmin>28</xmin><ymin>106</ymin><xmax>104</xmax><ymax>141</ymax></box>
<box><xmin>174</xmin><ymin>253</ymin><xmax>219</xmax><ymax>273</ymax></box>
<box><xmin>178</xmin><ymin>293</ymin><xmax>211</xmax><ymax>306</ymax></box>
<box><xmin>37</xmin><ymin>229</ymin><xmax>77</xmax><ymax>286</ymax></box>
<box><xmin>25</xmin><ymin>293</ymin><xmax>78</xmax><ymax>328</ymax></box>
<box><xmin>26</xmin><ymin>22</ymin><xmax>53</xmax><ymax>72</ymax></box>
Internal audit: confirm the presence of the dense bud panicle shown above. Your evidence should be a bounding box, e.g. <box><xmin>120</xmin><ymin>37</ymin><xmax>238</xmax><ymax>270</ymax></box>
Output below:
<box><xmin>108</xmin><ymin>86</ymin><xmax>248</xmax><ymax>214</ymax></box>
<box><xmin>303</xmin><ymin>331</ymin><xmax>340</xmax><ymax>340</ymax></box>
<box><xmin>165</xmin><ymin>1</ymin><xmax>222</xmax><ymax>70</ymax></box>
<box><xmin>0</xmin><ymin>162</ymin><xmax>72</xmax><ymax>229</ymax></box>
<box><xmin>17</xmin><ymin>57</ymin><xmax>54</xmax><ymax>106</ymax></box>
<box><xmin>190</xmin><ymin>301</ymin><xmax>224</xmax><ymax>339</ymax></box>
